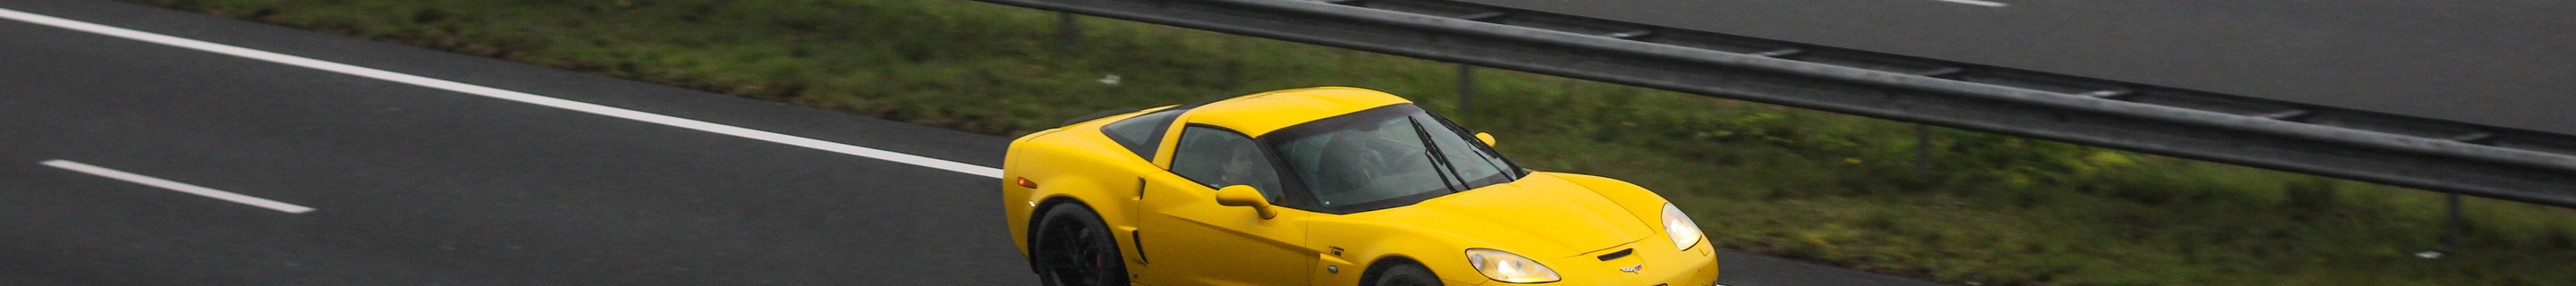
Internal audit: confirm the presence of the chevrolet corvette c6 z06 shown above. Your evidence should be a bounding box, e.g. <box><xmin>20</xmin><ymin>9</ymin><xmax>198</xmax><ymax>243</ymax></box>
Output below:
<box><xmin>1004</xmin><ymin>87</ymin><xmax>1718</xmax><ymax>286</ymax></box>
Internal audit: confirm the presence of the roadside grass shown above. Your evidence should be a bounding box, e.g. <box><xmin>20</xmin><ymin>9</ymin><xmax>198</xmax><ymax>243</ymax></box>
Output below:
<box><xmin>121</xmin><ymin>0</ymin><xmax>2576</xmax><ymax>284</ymax></box>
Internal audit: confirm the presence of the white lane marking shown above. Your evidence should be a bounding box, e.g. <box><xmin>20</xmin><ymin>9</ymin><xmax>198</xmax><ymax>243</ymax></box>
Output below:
<box><xmin>0</xmin><ymin>8</ymin><xmax>1004</xmax><ymax>179</ymax></box>
<box><xmin>1934</xmin><ymin>0</ymin><xmax>2008</xmax><ymax>7</ymax></box>
<box><xmin>42</xmin><ymin>160</ymin><xmax>317</xmax><ymax>214</ymax></box>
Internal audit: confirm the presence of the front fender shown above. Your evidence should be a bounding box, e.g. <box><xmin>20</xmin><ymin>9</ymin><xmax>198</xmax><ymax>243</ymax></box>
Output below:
<box><xmin>1310</xmin><ymin>218</ymin><xmax>1496</xmax><ymax>286</ymax></box>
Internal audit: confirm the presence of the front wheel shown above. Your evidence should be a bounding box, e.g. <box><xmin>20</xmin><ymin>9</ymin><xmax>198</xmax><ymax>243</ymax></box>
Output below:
<box><xmin>1032</xmin><ymin>203</ymin><xmax>1129</xmax><ymax>286</ymax></box>
<box><xmin>1365</xmin><ymin>262</ymin><xmax>1442</xmax><ymax>286</ymax></box>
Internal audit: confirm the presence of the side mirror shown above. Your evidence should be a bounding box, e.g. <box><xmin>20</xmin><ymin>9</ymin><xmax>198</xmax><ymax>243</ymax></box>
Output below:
<box><xmin>1213</xmin><ymin>185</ymin><xmax>1277</xmax><ymax>219</ymax></box>
<box><xmin>1476</xmin><ymin>132</ymin><xmax>1497</xmax><ymax>147</ymax></box>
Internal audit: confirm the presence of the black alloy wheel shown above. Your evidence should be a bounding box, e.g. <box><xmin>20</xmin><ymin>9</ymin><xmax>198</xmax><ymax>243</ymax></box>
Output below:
<box><xmin>1366</xmin><ymin>262</ymin><xmax>1443</xmax><ymax>286</ymax></box>
<box><xmin>1033</xmin><ymin>204</ymin><xmax>1130</xmax><ymax>286</ymax></box>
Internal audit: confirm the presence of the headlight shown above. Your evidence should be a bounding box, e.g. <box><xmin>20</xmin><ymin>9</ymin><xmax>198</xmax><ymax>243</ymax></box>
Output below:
<box><xmin>1664</xmin><ymin>203</ymin><xmax>1703</xmax><ymax>250</ymax></box>
<box><xmin>1464</xmin><ymin>248</ymin><xmax>1560</xmax><ymax>283</ymax></box>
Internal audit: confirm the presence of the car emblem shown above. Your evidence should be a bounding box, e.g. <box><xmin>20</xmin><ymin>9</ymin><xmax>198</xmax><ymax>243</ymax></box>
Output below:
<box><xmin>1618</xmin><ymin>264</ymin><xmax>1644</xmax><ymax>273</ymax></box>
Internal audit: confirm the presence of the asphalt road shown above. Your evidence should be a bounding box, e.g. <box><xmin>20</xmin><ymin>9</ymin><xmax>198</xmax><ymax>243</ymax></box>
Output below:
<box><xmin>1459</xmin><ymin>0</ymin><xmax>2576</xmax><ymax>135</ymax></box>
<box><xmin>0</xmin><ymin>0</ymin><xmax>1941</xmax><ymax>285</ymax></box>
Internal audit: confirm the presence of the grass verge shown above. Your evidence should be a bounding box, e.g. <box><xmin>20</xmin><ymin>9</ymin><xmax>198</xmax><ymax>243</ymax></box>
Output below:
<box><xmin>120</xmin><ymin>0</ymin><xmax>2576</xmax><ymax>284</ymax></box>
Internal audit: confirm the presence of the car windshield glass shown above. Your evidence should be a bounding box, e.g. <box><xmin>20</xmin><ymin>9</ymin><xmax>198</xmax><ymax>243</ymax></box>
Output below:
<box><xmin>1267</xmin><ymin>105</ymin><xmax>1517</xmax><ymax>211</ymax></box>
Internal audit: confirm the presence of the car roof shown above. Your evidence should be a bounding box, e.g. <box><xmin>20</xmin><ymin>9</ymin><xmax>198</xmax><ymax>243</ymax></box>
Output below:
<box><xmin>1183</xmin><ymin>87</ymin><xmax>1414</xmax><ymax>138</ymax></box>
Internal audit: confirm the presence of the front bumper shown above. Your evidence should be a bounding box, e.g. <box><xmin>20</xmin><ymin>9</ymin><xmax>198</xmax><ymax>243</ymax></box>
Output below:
<box><xmin>1452</xmin><ymin>240</ymin><xmax>1719</xmax><ymax>286</ymax></box>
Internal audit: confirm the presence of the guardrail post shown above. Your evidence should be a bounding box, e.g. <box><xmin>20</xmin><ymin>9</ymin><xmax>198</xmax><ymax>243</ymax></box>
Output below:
<box><xmin>1457</xmin><ymin>63</ymin><xmax>1474</xmax><ymax>118</ymax></box>
<box><xmin>2445</xmin><ymin>192</ymin><xmax>2465</xmax><ymax>253</ymax></box>
<box><xmin>2419</xmin><ymin>192</ymin><xmax>2467</xmax><ymax>258</ymax></box>
<box><xmin>1915</xmin><ymin>123</ymin><xmax>1932</xmax><ymax>178</ymax></box>
<box><xmin>1057</xmin><ymin>12</ymin><xmax>1079</xmax><ymax>51</ymax></box>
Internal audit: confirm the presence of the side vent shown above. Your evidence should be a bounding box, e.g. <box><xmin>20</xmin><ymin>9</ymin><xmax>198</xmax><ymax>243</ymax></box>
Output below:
<box><xmin>1131</xmin><ymin>230</ymin><xmax>1148</xmax><ymax>264</ymax></box>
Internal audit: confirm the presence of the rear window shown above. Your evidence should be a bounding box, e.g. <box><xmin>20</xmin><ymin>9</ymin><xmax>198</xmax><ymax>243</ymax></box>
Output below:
<box><xmin>1100</xmin><ymin>108</ymin><xmax>1186</xmax><ymax>161</ymax></box>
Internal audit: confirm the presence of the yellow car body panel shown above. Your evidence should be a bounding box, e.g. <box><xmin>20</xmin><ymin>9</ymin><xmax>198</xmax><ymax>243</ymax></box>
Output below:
<box><xmin>1004</xmin><ymin>88</ymin><xmax>1718</xmax><ymax>285</ymax></box>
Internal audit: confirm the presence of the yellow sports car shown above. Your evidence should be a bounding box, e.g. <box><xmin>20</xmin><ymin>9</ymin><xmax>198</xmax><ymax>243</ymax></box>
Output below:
<box><xmin>1003</xmin><ymin>87</ymin><xmax>1718</xmax><ymax>286</ymax></box>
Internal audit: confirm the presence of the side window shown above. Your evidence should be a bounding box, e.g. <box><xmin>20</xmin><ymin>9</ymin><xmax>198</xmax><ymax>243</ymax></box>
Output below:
<box><xmin>1170</xmin><ymin>126</ymin><xmax>1288</xmax><ymax>201</ymax></box>
<box><xmin>1101</xmin><ymin>109</ymin><xmax>1185</xmax><ymax>161</ymax></box>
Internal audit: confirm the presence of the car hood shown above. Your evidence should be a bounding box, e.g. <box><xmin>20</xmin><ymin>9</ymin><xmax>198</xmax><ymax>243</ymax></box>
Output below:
<box><xmin>1349</xmin><ymin>172</ymin><xmax>1655</xmax><ymax>258</ymax></box>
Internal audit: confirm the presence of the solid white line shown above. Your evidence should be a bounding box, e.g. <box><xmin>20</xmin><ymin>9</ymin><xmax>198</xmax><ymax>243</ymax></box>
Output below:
<box><xmin>0</xmin><ymin>8</ymin><xmax>1004</xmax><ymax>179</ymax></box>
<box><xmin>1934</xmin><ymin>0</ymin><xmax>2008</xmax><ymax>7</ymax></box>
<box><xmin>42</xmin><ymin>160</ymin><xmax>317</xmax><ymax>214</ymax></box>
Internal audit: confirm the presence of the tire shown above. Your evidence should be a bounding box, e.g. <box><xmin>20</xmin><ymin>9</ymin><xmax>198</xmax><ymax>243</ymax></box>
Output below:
<box><xmin>1032</xmin><ymin>203</ymin><xmax>1130</xmax><ymax>286</ymax></box>
<box><xmin>1365</xmin><ymin>262</ymin><xmax>1442</xmax><ymax>286</ymax></box>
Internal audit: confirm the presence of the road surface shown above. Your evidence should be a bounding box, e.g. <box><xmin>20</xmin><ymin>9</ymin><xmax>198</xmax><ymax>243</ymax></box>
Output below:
<box><xmin>0</xmin><ymin>0</ymin><xmax>1942</xmax><ymax>285</ymax></box>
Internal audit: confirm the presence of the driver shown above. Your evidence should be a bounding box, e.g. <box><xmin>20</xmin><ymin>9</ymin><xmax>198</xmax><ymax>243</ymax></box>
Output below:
<box><xmin>1218</xmin><ymin>139</ymin><xmax>1280</xmax><ymax>201</ymax></box>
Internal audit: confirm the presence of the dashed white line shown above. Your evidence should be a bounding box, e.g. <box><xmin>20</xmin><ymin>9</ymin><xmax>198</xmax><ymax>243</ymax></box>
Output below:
<box><xmin>0</xmin><ymin>7</ymin><xmax>1004</xmax><ymax>179</ymax></box>
<box><xmin>41</xmin><ymin>160</ymin><xmax>316</xmax><ymax>214</ymax></box>
<box><xmin>1934</xmin><ymin>0</ymin><xmax>2008</xmax><ymax>7</ymax></box>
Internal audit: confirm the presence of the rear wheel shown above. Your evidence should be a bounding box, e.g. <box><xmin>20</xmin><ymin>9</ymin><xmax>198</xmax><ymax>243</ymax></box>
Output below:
<box><xmin>1032</xmin><ymin>203</ymin><xmax>1129</xmax><ymax>286</ymax></box>
<box><xmin>1365</xmin><ymin>261</ymin><xmax>1442</xmax><ymax>286</ymax></box>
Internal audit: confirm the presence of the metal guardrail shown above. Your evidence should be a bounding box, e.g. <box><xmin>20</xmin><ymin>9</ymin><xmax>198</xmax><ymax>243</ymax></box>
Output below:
<box><xmin>969</xmin><ymin>0</ymin><xmax>2576</xmax><ymax>208</ymax></box>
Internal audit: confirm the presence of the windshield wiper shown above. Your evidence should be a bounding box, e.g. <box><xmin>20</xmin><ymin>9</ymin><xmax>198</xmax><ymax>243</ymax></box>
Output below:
<box><xmin>1407</xmin><ymin>118</ymin><xmax>1472</xmax><ymax>192</ymax></box>
<box><xmin>1419</xmin><ymin>150</ymin><xmax>1462</xmax><ymax>193</ymax></box>
<box><xmin>1448</xmin><ymin>128</ymin><xmax>1516</xmax><ymax>181</ymax></box>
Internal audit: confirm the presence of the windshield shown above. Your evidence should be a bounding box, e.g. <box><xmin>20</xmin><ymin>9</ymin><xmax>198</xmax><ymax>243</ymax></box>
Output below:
<box><xmin>1267</xmin><ymin>105</ymin><xmax>1519</xmax><ymax>212</ymax></box>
